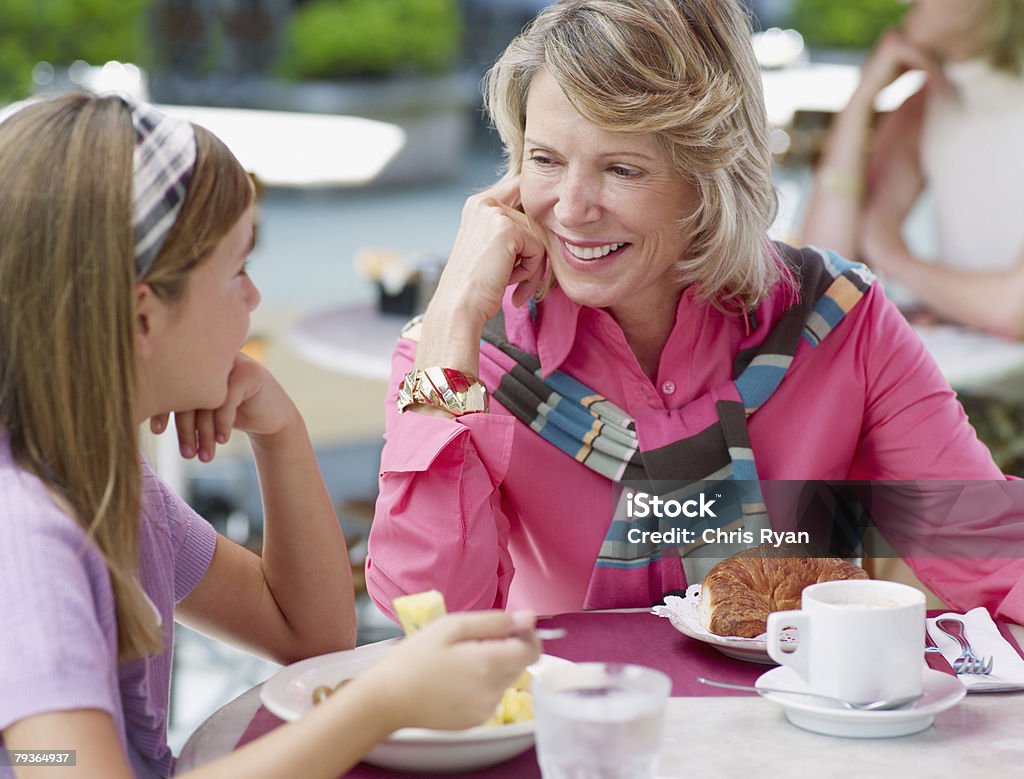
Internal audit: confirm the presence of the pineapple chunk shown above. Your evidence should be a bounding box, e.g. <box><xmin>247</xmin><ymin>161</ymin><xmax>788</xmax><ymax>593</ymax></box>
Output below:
<box><xmin>511</xmin><ymin>668</ymin><xmax>532</xmax><ymax>692</ymax></box>
<box><xmin>499</xmin><ymin>688</ymin><xmax>534</xmax><ymax>723</ymax></box>
<box><xmin>392</xmin><ymin>589</ymin><xmax>447</xmax><ymax>635</ymax></box>
<box><xmin>484</xmin><ymin>686</ymin><xmax>534</xmax><ymax>725</ymax></box>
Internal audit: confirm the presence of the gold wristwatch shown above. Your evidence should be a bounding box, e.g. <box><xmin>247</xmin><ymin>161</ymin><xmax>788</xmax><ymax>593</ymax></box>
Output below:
<box><xmin>397</xmin><ymin>367</ymin><xmax>489</xmax><ymax>416</ymax></box>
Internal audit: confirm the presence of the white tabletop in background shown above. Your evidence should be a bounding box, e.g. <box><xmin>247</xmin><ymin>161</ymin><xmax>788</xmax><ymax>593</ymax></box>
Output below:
<box><xmin>760</xmin><ymin>63</ymin><xmax>924</xmax><ymax>127</ymax></box>
<box><xmin>286</xmin><ymin>303</ymin><xmax>1024</xmax><ymax>398</ymax></box>
<box><xmin>913</xmin><ymin>324</ymin><xmax>1024</xmax><ymax>394</ymax></box>
<box><xmin>155</xmin><ymin>105</ymin><xmax>405</xmax><ymax>189</ymax></box>
<box><xmin>287</xmin><ymin>303</ymin><xmax>407</xmax><ymax>382</ymax></box>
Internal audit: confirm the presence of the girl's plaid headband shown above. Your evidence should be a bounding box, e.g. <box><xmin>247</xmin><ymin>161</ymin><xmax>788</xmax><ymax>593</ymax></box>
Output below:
<box><xmin>118</xmin><ymin>94</ymin><xmax>197</xmax><ymax>278</ymax></box>
<box><xmin>0</xmin><ymin>93</ymin><xmax>196</xmax><ymax>278</ymax></box>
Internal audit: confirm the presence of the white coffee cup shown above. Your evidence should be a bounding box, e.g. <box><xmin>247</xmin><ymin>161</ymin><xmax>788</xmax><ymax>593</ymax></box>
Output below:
<box><xmin>766</xmin><ymin>579</ymin><xmax>926</xmax><ymax>704</ymax></box>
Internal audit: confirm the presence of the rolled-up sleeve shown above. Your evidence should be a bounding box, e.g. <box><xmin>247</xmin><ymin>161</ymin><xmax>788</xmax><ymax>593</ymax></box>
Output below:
<box><xmin>366</xmin><ymin>338</ymin><xmax>518</xmax><ymax>620</ymax></box>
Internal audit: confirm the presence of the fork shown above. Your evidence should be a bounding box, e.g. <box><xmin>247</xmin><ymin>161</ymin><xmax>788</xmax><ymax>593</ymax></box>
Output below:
<box><xmin>935</xmin><ymin>618</ymin><xmax>995</xmax><ymax>675</ymax></box>
<box><xmin>924</xmin><ymin>630</ymin><xmax>957</xmax><ymax>676</ymax></box>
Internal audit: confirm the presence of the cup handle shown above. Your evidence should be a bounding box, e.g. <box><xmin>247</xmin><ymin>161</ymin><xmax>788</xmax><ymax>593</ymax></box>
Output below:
<box><xmin>766</xmin><ymin>610</ymin><xmax>809</xmax><ymax>678</ymax></box>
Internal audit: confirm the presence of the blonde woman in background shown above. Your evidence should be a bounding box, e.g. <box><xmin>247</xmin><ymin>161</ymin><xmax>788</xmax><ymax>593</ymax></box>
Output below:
<box><xmin>801</xmin><ymin>0</ymin><xmax>1024</xmax><ymax>337</ymax></box>
<box><xmin>0</xmin><ymin>93</ymin><xmax>539</xmax><ymax>779</ymax></box>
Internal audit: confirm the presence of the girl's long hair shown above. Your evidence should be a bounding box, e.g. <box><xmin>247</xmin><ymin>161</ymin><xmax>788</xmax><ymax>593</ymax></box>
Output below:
<box><xmin>0</xmin><ymin>93</ymin><xmax>253</xmax><ymax>660</ymax></box>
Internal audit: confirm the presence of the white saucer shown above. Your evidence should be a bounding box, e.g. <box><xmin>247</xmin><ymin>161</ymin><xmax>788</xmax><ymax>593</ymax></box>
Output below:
<box><xmin>755</xmin><ymin>666</ymin><xmax>965</xmax><ymax>738</ymax></box>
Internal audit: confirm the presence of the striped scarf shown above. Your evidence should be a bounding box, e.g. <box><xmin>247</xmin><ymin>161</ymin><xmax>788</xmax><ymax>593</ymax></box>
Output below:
<box><xmin>479</xmin><ymin>244</ymin><xmax>874</xmax><ymax>609</ymax></box>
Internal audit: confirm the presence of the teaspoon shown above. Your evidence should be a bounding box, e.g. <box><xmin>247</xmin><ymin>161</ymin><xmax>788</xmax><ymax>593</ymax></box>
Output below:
<box><xmin>697</xmin><ymin>677</ymin><xmax>923</xmax><ymax>711</ymax></box>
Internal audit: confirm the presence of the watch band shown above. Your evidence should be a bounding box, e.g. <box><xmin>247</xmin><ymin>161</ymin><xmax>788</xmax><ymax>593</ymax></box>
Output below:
<box><xmin>397</xmin><ymin>367</ymin><xmax>489</xmax><ymax>416</ymax></box>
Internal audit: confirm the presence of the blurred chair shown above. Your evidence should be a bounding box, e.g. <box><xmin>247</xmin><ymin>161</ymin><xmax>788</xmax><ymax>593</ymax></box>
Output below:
<box><xmin>337</xmin><ymin>498</ymin><xmax>375</xmax><ymax>596</ymax></box>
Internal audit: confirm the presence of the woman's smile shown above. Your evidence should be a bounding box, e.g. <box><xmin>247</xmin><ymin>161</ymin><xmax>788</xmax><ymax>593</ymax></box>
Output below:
<box><xmin>556</xmin><ymin>235</ymin><xmax>631</xmax><ymax>270</ymax></box>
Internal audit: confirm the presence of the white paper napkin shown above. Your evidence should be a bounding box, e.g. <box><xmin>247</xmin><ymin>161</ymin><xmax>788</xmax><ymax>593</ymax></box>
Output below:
<box><xmin>927</xmin><ymin>607</ymin><xmax>1024</xmax><ymax>692</ymax></box>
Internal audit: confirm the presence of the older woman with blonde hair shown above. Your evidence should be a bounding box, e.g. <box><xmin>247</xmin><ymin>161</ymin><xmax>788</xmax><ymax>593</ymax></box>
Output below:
<box><xmin>802</xmin><ymin>0</ymin><xmax>1024</xmax><ymax>337</ymax></box>
<box><xmin>367</xmin><ymin>0</ymin><xmax>1024</xmax><ymax>625</ymax></box>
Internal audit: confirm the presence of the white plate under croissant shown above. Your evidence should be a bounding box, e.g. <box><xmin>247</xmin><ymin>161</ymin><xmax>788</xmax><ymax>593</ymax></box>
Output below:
<box><xmin>652</xmin><ymin>584</ymin><xmax>797</xmax><ymax>664</ymax></box>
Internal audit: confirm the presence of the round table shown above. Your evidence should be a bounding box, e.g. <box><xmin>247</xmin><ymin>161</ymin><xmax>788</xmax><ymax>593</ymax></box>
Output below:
<box><xmin>177</xmin><ymin>624</ymin><xmax>1024</xmax><ymax>778</ymax></box>
<box><xmin>287</xmin><ymin>304</ymin><xmax>407</xmax><ymax>381</ymax></box>
<box><xmin>912</xmin><ymin>323</ymin><xmax>1024</xmax><ymax>400</ymax></box>
<box><xmin>177</xmin><ymin>638</ymin><xmax>398</xmax><ymax>772</ymax></box>
<box><xmin>155</xmin><ymin>106</ymin><xmax>405</xmax><ymax>189</ymax></box>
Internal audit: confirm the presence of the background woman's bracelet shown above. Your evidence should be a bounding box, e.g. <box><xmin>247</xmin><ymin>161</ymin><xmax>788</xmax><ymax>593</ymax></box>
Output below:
<box><xmin>817</xmin><ymin>166</ymin><xmax>864</xmax><ymax>198</ymax></box>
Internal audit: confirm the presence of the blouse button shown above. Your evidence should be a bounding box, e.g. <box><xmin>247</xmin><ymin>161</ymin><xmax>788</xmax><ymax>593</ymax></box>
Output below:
<box><xmin>661</xmin><ymin>380</ymin><xmax>676</xmax><ymax>395</ymax></box>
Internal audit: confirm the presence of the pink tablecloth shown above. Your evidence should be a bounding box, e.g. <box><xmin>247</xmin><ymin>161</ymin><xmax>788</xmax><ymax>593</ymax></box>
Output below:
<box><xmin>235</xmin><ymin>610</ymin><xmax>1024</xmax><ymax>778</ymax></box>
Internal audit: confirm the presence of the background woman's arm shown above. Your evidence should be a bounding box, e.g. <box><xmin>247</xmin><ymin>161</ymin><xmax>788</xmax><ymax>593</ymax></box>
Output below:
<box><xmin>866</xmin><ymin>239</ymin><xmax>1024</xmax><ymax>338</ymax></box>
<box><xmin>799</xmin><ymin>87</ymin><xmax>878</xmax><ymax>256</ymax></box>
<box><xmin>800</xmin><ymin>29</ymin><xmax>938</xmax><ymax>256</ymax></box>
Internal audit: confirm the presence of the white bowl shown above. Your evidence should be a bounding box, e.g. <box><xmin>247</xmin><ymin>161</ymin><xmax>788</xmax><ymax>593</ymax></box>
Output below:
<box><xmin>261</xmin><ymin>649</ymin><xmax>569</xmax><ymax>773</ymax></box>
<box><xmin>364</xmin><ymin>719</ymin><xmax>535</xmax><ymax>773</ymax></box>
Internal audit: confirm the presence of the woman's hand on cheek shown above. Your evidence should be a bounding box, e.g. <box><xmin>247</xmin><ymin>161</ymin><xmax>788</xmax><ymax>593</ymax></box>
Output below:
<box><xmin>435</xmin><ymin>175</ymin><xmax>548</xmax><ymax>327</ymax></box>
<box><xmin>506</xmin><ymin>208</ymin><xmax>549</xmax><ymax>307</ymax></box>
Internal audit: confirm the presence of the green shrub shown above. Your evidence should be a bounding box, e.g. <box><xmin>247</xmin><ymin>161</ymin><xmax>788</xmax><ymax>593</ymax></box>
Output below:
<box><xmin>0</xmin><ymin>0</ymin><xmax>150</xmax><ymax>101</ymax></box>
<box><xmin>278</xmin><ymin>0</ymin><xmax>461</xmax><ymax>79</ymax></box>
<box><xmin>789</xmin><ymin>0</ymin><xmax>906</xmax><ymax>49</ymax></box>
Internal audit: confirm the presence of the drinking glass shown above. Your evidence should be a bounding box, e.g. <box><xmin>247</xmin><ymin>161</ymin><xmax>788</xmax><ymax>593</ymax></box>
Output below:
<box><xmin>533</xmin><ymin>662</ymin><xmax>670</xmax><ymax>779</ymax></box>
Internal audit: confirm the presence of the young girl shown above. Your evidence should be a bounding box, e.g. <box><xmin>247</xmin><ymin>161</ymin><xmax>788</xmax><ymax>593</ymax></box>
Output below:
<box><xmin>0</xmin><ymin>92</ymin><xmax>539</xmax><ymax>778</ymax></box>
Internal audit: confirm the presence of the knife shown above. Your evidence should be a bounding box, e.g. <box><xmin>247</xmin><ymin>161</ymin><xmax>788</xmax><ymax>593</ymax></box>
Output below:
<box><xmin>925</xmin><ymin>628</ymin><xmax>957</xmax><ymax>675</ymax></box>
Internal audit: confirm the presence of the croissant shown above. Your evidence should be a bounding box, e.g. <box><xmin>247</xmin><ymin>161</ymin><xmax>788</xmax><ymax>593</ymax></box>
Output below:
<box><xmin>698</xmin><ymin>543</ymin><xmax>868</xmax><ymax>638</ymax></box>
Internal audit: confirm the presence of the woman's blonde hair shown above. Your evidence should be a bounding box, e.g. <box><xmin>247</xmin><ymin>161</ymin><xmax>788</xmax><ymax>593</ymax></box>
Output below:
<box><xmin>984</xmin><ymin>0</ymin><xmax>1024</xmax><ymax>74</ymax></box>
<box><xmin>0</xmin><ymin>93</ymin><xmax>253</xmax><ymax>660</ymax></box>
<box><xmin>485</xmin><ymin>0</ymin><xmax>781</xmax><ymax>312</ymax></box>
